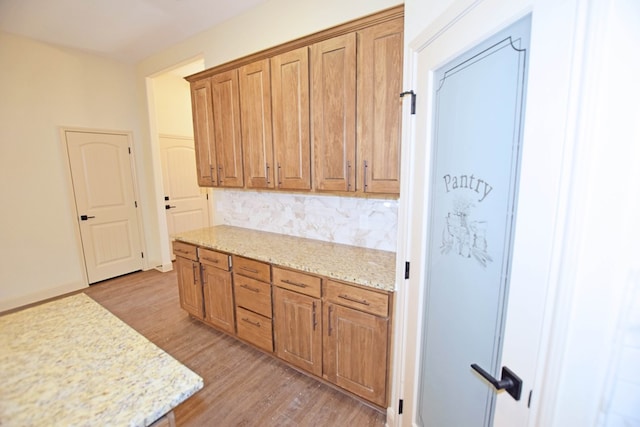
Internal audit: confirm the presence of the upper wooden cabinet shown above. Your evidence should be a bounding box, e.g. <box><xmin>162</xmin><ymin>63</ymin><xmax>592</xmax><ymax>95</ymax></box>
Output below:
<box><xmin>186</xmin><ymin>5</ymin><xmax>403</xmax><ymax>196</ymax></box>
<box><xmin>271</xmin><ymin>47</ymin><xmax>312</xmax><ymax>190</ymax></box>
<box><xmin>357</xmin><ymin>18</ymin><xmax>404</xmax><ymax>194</ymax></box>
<box><xmin>210</xmin><ymin>70</ymin><xmax>244</xmax><ymax>187</ymax></box>
<box><xmin>239</xmin><ymin>59</ymin><xmax>275</xmax><ymax>189</ymax></box>
<box><xmin>190</xmin><ymin>79</ymin><xmax>216</xmax><ymax>186</ymax></box>
<box><xmin>190</xmin><ymin>71</ymin><xmax>244</xmax><ymax>188</ymax></box>
<box><xmin>311</xmin><ymin>33</ymin><xmax>357</xmax><ymax>192</ymax></box>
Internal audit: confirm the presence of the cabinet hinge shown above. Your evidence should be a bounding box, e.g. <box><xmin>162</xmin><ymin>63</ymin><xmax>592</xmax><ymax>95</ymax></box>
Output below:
<box><xmin>134</xmin><ymin>201</ymin><xmax>138</xmax><ymax>208</ymax></box>
<box><xmin>400</xmin><ymin>90</ymin><xmax>416</xmax><ymax>115</ymax></box>
<box><xmin>141</xmin><ymin>252</ymin><xmax>144</xmax><ymax>259</ymax></box>
<box><xmin>128</xmin><ymin>147</ymin><xmax>131</xmax><ymax>154</ymax></box>
<box><xmin>398</xmin><ymin>399</ymin><xmax>404</xmax><ymax>415</ymax></box>
<box><xmin>404</xmin><ymin>262</ymin><xmax>410</xmax><ymax>279</ymax></box>
<box><xmin>528</xmin><ymin>390</ymin><xmax>533</xmax><ymax>408</ymax></box>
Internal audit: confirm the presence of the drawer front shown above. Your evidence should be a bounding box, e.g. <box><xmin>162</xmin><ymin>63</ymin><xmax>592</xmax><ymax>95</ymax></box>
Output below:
<box><xmin>325</xmin><ymin>280</ymin><xmax>389</xmax><ymax>317</ymax></box>
<box><xmin>173</xmin><ymin>241</ymin><xmax>198</xmax><ymax>261</ymax></box>
<box><xmin>234</xmin><ymin>274</ymin><xmax>272</xmax><ymax>318</ymax></box>
<box><xmin>233</xmin><ymin>256</ymin><xmax>271</xmax><ymax>282</ymax></box>
<box><xmin>272</xmin><ymin>267</ymin><xmax>322</xmax><ymax>298</ymax></box>
<box><xmin>236</xmin><ymin>307</ymin><xmax>273</xmax><ymax>353</ymax></box>
<box><xmin>198</xmin><ymin>247</ymin><xmax>230</xmax><ymax>271</ymax></box>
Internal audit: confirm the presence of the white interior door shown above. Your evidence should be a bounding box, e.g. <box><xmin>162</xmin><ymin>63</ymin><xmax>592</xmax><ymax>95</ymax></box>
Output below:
<box><xmin>396</xmin><ymin>0</ymin><xmax>581</xmax><ymax>425</ymax></box>
<box><xmin>65</xmin><ymin>130</ymin><xmax>143</xmax><ymax>284</ymax></box>
<box><xmin>159</xmin><ymin>135</ymin><xmax>211</xmax><ymax>256</ymax></box>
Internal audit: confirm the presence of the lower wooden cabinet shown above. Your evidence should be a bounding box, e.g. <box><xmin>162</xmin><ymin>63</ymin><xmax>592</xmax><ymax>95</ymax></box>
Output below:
<box><xmin>175</xmin><ymin>243</ymin><xmax>204</xmax><ymax>320</ymax></box>
<box><xmin>200</xmin><ymin>249</ymin><xmax>235</xmax><ymax>334</ymax></box>
<box><xmin>323</xmin><ymin>302</ymin><xmax>389</xmax><ymax>407</ymax></box>
<box><xmin>273</xmin><ymin>286</ymin><xmax>322</xmax><ymax>376</ymax></box>
<box><xmin>175</xmin><ymin>244</ymin><xmax>392</xmax><ymax>408</ymax></box>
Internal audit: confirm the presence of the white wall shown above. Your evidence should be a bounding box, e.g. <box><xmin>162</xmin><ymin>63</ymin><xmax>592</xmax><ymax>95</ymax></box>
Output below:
<box><xmin>151</xmin><ymin>71</ymin><xmax>195</xmax><ymax>137</ymax></box>
<box><xmin>0</xmin><ymin>32</ymin><xmax>155</xmax><ymax>311</ymax></box>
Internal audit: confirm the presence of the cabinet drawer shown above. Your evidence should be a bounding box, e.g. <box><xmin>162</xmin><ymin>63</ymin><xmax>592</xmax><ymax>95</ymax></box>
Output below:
<box><xmin>173</xmin><ymin>241</ymin><xmax>198</xmax><ymax>261</ymax></box>
<box><xmin>234</xmin><ymin>274</ymin><xmax>272</xmax><ymax>318</ymax></box>
<box><xmin>236</xmin><ymin>307</ymin><xmax>273</xmax><ymax>353</ymax></box>
<box><xmin>325</xmin><ymin>280</ymin><xmax>389</xmax><ymax>317</ymax></box>
<box><xmin>233</xmin><ymin>256</ymin><xmax>271</xmax><ymax>282</ymax></box>
<box><xmin>198</xmin><ymin>247</ymin><xmax>230</xmax><ymax>270</ymax></box>
<box><xmin>273</xmin><ymin>267</ymin><xmax>322</xmax><ymax>298</ymax></box>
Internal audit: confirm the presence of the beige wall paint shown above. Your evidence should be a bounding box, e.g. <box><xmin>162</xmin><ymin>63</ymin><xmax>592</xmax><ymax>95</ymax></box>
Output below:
<box><xmin>0</xmin><ymin>32</ymin><xmax>152</xmax><ymax>311</ymax></box>
<box><xmin>152</xmin><ymin>72</ymin><xmax>195</xmax><ymax>137</ymax></box>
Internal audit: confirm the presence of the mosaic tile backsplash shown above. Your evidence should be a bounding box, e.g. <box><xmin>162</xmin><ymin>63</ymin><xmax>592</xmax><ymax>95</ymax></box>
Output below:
<box><xmin>212</xmin><ymin>190</ymin><xmax>398</xmax><ymax>252</ymax></box>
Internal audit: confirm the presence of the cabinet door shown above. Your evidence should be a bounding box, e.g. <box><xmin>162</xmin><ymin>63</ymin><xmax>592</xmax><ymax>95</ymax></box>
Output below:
<box><xmin>323</xmin><ymin>303</ymin><xmax>389</xmax><ymax>406</ymax></box>
<box><xmin>274</xmin><ymin>287</ymin><xmax>322</xmax><ymax>376</ymax></box>
<box><xmin>311</xmin><ymin>33</ymin><xmax>356</xmax><ymax>192</ymax></box>
<box><xmin>176</xmin><ymin>256</ymin><xmax>204</xmax><ymax>319</ymax></box>
<box><xmin>210</xmin><ymin>69</ymin><xmax>244</xmax><ymax>188</ymax></box>
<box><xmin>239</xmin><ymin>59</ymin><xmax>275</xmax><ymax>189</ymax></box>
<box><xmin>201</xmin><ymin>264</ymin><xmax>235</xmax><ymax>334</ymax></box>
<box><xmin>190</xmin><ymin>79</ymin><xmax>216</xmax><ymax>186</ymax></box>
<box><xmin>357</xmin><ymin>18</ymin><xmax>404</xmax><ymax>195</ymax></box>
<box><xmin>271</xmin><ymin>47</ymin><xmax>311</xmax><ymax>190</ymax></box>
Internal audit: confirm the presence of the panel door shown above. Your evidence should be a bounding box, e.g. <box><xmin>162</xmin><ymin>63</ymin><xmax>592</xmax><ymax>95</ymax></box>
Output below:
<box><xmin>210</xmin><ymin>69</ymin><xmax>244</xmax><ymax>188</ymax></box>
<box><xmin>176</xmin><ymin>256</ymin><xmax>203</xmax><ymax>319</ymax></box>
<box><xmin>202</xmin><ymin>264</ymin><xmax>235</xmax><ymax>334</ymax></box>
<box><xmin>65</xmin><ymin>130</ymin><xmax>143</xmax><ymax>284</ymax></box>
<box><xmin>239</xmin><ymin>59</ymin><xmax>275</xmax><ymax>189</ymax></box>
<box><xmin>274</xmin><ymin>287</ymin><xmax>322</xmax><ymax>376</ymax></box>
<box><xmin>323</xmin><ymin>303</ymin><xmax>389</xmax><ymax>407</ymax></box>
<box><xmin>311</xmin><ymin>33</ymin><xmax>356</xmax><ymax>192</ymax></box>
<box><xmin>159</xmin><ymin>135</ymin><xmax>211</xmax><ymax>258</ymax></box>
<box><xmin>271</xmin><ymin>47</ymin><xmax>311</xmax><ymax>190</ymax></box>
<box><xmin>357</xmin><ymin>17</ymin><xmax>403</xmax><ymax>195</ymax></box>
<box><xmin>190</xmin><ymin>79</ymin><xmax>216</xmax><ymax>186</ymax></box>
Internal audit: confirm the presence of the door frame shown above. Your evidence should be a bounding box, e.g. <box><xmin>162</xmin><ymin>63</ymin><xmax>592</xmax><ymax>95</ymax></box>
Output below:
<box><xmin>389</xmin><ymin>0</ymin><xmax>588</xmax><ymax>425</ymax></box>
<box><xmin>60</xmin><ymin>127</ymin><xmax>148</xmax><ymax>285</ymax></box>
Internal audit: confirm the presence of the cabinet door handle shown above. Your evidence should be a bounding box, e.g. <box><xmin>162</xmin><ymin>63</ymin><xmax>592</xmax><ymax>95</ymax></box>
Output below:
<box><xmin>201</xmin><ymin>264</ymin><xmax>206</xmax><ymax>284</ymax></box>
<box><xmin>218</xmin><ymin>165</ymin><xmax>223</xmax><ymax>183</ymax></box>
<box><xmin>338</xmin><ymin>294</ymin><xmax>370</xmax><ymax>306</ymax></box>
<box><xmin>327</xmin><ymin>305</ymin><xmax>333</xmax><ymax>336</ymax></box>
<box><xmin>209</xmin><ymin>165</ymin><xmax>215</xmax><ymax>183</ymax></box>
<box><xmin>347</xmin><ymin>160</ymin><xmax>352</xmax><ymax>190</ymax></box>
<box><xmin>240</xmin><ymin>266</ymin><xmax>259</xmax><ymax>274</ymax></box>
<box><xmin>363</xmin><ymin>160</ymin><xmax>369</xmax><ymax>191</ymax></box>
<box><xmin>240</xmin><ymin>284</ymin><xmax>260</xmax><ymax>293</ymax></box>
<box><xmin>277</xmin><ymin>162</ymin><xmax>282</xmax><ymax>186</ymax></box>
<box><xmin>266</xmin><ymin>163</ymin><xmax>271</xmax><ymax>184</ymax></box>
<box><xmin>192</xmin><ymin>263</ymin><xmax>198</xmax><ymax>284</ymax></box>
<box><xmin>281</xmin><ymin>279</ymin><xmax>307</xmax><ymax>288</ymax></box>
<box><xmin>242</xmin><ymin>317</ymin><xmax>261</xmax><ymax>328</ymax></box>
<box><xmin>312</xmin><ymin>301</ymin><xmax>317</xmax><ymax>331</ymax></box>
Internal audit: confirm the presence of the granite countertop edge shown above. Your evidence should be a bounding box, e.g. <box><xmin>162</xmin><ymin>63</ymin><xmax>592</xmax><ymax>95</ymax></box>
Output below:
<box><xmin>174</xmin><ymin>225</ymin><xmax>397</xmax><ymax>292</ymax></box>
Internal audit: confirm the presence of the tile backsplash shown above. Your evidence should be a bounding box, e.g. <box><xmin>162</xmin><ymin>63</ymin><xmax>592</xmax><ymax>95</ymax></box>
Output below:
<box><xmin>212</xmin><ymin>190</ymin><xmax>398</xmax><ymax>252</ymax></box>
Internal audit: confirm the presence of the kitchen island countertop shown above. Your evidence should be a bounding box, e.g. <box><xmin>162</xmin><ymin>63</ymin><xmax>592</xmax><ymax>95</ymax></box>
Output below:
<box><xmin>174</xmin><ymin>225</ymin><xmax>396</xmax><ymax>292</ymax></box>
<box><xmin>0</xmin><ymin>293</ymin><xmax>203</xmax><ymax>426</ymax></box>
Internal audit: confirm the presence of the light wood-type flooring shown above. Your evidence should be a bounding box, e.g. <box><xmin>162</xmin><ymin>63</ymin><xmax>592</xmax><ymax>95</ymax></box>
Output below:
<box><xmin>85</xmin><ymin>267</ymin><xmax>387</xmax><ymax>427</ymax></box>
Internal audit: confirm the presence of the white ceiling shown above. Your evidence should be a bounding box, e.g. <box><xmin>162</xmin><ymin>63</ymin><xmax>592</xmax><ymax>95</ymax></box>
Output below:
<box><xmin>0</xmin><ymin>0</ymin><xmax>268</xmax><ymax>63</ymax></box>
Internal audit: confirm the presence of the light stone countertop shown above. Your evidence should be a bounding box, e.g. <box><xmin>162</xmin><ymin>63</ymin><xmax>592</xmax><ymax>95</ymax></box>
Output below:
<box><xmin>174</xmin><ymin>225</ymin><xmax>397</xmax><ymax>292</ymax></box>
<box><xmin>0</xmin><ymin>293</ymin><xmax>203</xmax><ymax>427</ymax></box>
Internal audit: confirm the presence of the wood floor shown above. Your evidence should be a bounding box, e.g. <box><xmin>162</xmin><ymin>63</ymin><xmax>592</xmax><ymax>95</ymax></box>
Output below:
<box><xmin>85</xmin><ymin>268</ymin><xmax>387</xmax><ymax>427</ymax></box>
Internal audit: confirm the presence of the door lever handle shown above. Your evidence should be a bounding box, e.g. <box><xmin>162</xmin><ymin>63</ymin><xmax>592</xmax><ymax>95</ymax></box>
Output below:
<box><xmin>470</xmin><ymin>364</ymin><xmax>522</xmax><ymax>401</ymax></box>
<box><xmin>80</xmin><ymin>215</ymin><xmax>95</xmax><ymax>221</ymax></box>
<box><xmin>165</xmin><ymin>205</ymin><xmax>177</xmax><ymax>210</ymax></box>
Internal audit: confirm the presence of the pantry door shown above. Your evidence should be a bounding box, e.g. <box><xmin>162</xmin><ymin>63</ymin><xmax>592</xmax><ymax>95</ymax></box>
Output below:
<box><xmin>65</xmin><ymin>130</ymin><xmax>143</xmax><ymax>284</ymax></box>
<box><xmin>159</xmin><ymin>135</ymin><xmax>211</xmax><ymax>257</ymax></box>
<box><xmin>397</xmin><ymin>0</ymin><xmax>581</xmax><ymax>425</ymax></box>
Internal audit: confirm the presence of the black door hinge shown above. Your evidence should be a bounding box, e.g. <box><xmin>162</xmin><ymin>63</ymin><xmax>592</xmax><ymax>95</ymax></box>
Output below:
<box><xmin>398</xmin><ymin>399</ymin><xmax>404</xmax><ymax>414</ymax></box>
<box><xmin>128</xmin><ymin>147</ymin><xmax>131</xmax><ymax>154</ymax></box>
<box><xmin>400</xmin><ymin>90</ymin><xmax>416</xmax><ymax>114</ymax></box>
<box><xmin>134</xmin><ymin>201</ymin><xmax>138</xmax><ymax>208</ymax></box>
<box><xmin>405</xmin><ymin>262</ymin><xmax>410</xmax><ymax>279</ymax></box>
<box><xmin>141</xmin><ymin>252</ymin><xmax>144</xmax><ymax>259</ymax></box>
